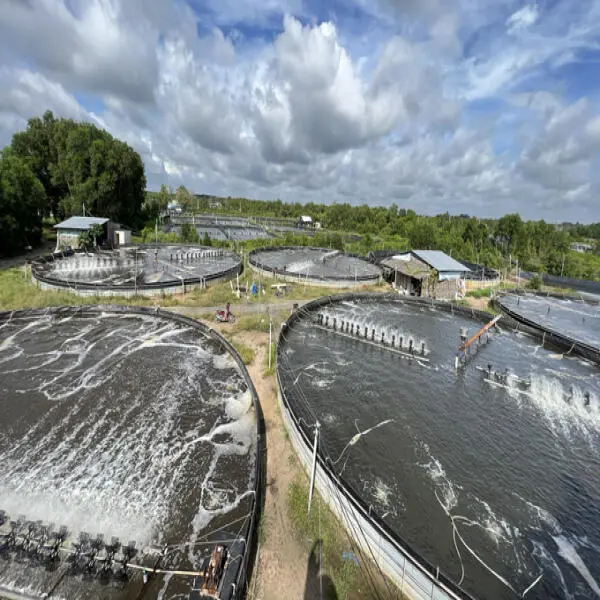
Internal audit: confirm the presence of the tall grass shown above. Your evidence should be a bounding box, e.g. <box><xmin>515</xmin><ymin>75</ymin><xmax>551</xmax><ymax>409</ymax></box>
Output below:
<box><xmin>229</xmin><ymin>340</ymin><xmax>256</xmax><ymax>365</ymax></box>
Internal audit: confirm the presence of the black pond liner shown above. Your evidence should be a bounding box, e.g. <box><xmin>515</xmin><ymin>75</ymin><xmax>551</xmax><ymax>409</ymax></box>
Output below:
<box><xmin>496</xmin><ymin>291</ymin><xmax>600</xmax><ymax>365</ymax></box>
<box><xmin>277</xmin><ymin>293</ymin><xmax>593</xmax><ymax>600</ymax></box>
<box><xmin>29</xmin><ymin>244</ymin><xmax>243</xmax><ymax>294</ymax></box>
<box><xmin>0</xmin><ymin>305</ymin><xmax>266</xmax><ymax>600</ymax></box>
<box><xmin>248</xmin><ymin>246</ymin><xmax>382</xmax><ymax>284</ymax></box>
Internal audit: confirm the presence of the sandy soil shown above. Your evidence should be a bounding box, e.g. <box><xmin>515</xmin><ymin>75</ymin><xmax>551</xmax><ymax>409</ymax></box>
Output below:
<box><xmin>464</xmin><ymin>296</ymin><xmax>493</xmax><ymax>312</ymax></box>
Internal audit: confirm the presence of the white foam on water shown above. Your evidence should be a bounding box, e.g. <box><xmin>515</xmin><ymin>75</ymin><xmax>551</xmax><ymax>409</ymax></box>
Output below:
<box><xmin>531</xmin><ymin>540</ymin><xmax>573</xmax><ymax>600</ymax></box>
<box><xmin>418</xmin><ymin>442</ymin><xmax>459</xmax><ymax>511</ymax></box>
<box><xmin>322</xmin><ymin>413</ymin><xmax>338</xmax><ymax>425</ymax></box>
<box><xmin>0</xmin><ymin>312</ymin><xmax>258</xmax><ymax>583</ymax></box>
<box><xmin>156</xmin><ymin>572</ymin><xmax>173</xmax><ymax>600</ymax></box>
<box><xmin>504</xmin><ymin>372</ymin><xmax>600</xmax><ymax>448</ymax></box>
<box><xmin>213</xmin><ymin>351</ymin><xmax>237</xmax><ymax>370</ymax></box>
<box><xmin>312</xmin><ymin>378</ymin><xmax>335</xmax><ymax>389</ymax></box>
<box><xmin>286</xmin><ymin>259</ymin><xmax>314</xmax><ymax>274</ymax></box>
<box><xmin>554</xmin><ymin>535</ymin><xmax>600</xmax><ymax>597</ymax></box>
<box><xmin>519</xmin><ymin>496</ymin><xmax>562</xmax><ymax>534</ymax></box>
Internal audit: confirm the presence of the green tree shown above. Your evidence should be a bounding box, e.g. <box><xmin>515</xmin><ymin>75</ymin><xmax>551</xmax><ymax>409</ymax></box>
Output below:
<box><xmin>77</xmin><ymin>223</ymin><xmax>105</xmax><ymax>248</ymax></box>
<box><xmin>0</xmin><ymin>149</ymin><xmax>46</xmax><ymax>256</ymax></box>
<box><xmin>180</xmin><ymin>223</ymin><xmax>199</xmax><ymax>243</ymax></box>
<box><xmin>202</xmin><ymin>231</ymin><xmax>212</xmax><ymax>246</ymax></box>
<box><xmin>176</xmin><ymin>185</ymin><xmax>193</xmax><ymax>210</ymax></box>
<box><xmin>10</xmin><ymin>111</ymin><xmax>146</xmax><ymax>224</ymax></box>
<box><xmin>495</xmin><ymin>213</ymin><xmax>523</xmax><ymax>251</ymax></box>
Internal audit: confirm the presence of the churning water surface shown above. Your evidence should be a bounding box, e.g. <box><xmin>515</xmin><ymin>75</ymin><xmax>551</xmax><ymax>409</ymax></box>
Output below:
<box><xmin>279</xmin><ymin>299</ymin><xmax>600</xmax><ymax>600</ymax></box>
<box><xmin>38</xmin><ymin>245</ymin><xmax>240</xmax><ymax>287</ymax></box>
<box><xmin>0</xmin><ymin>311</ymin><xmax>256</xmax><ymax>599</ymax></box>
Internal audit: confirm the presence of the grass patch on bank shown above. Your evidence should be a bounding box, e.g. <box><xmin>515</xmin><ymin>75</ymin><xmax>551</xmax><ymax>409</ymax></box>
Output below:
<box><xmin>233</xmin><ymin>314</ymin><xmax>272</xmax><ymax>333</ymax></box>
<box><xmin>1</xmin><ymin>263</ymin><xmax>389</xmax><ymax>314</ymax></box>
<box><xmin>228</xmin><ymin>339</ymin><xmax>255</xmax><ymax>365</ymax></box>
<box><xmin>287</xmin><ymin>476</ymin><xmax>366</xmax><ymax>600</ymax></box>
<box><xmin>466</xmin><ymin>287</ymin><xmax>495</xmax><ymax>299</ymax></box>
<box><xmin>0</xmin><ymin>268</ymin><xmax>156</xmax><ymax>311</ymax></box>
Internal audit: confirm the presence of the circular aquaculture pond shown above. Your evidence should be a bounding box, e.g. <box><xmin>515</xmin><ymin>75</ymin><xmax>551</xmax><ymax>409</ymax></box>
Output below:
<box><xmin>499</xmin><ymin>293</ymin><xmax>600</xmax><ymax>353</ymax></box>
<box><xmin>31</xmin><ymin>245</ymin><xmax>242</xmax><ymax>296</ymax></box>
<box><xmin>278</xmin><ymin>295</ymin><xmax>600</xmax><ymax>600</ymax></box>
<box><xmin>0</xmin><ymin>307</ymin><xmax>260</xmax><ymax>599</ymax></box>
<box><xmin>248</xmin><ymin>246</ymin><xmax>381</xmax><ymax>286</ymax></box>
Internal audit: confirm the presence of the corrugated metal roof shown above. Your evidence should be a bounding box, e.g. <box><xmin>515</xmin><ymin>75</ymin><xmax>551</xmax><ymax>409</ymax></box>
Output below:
<box><xmin>412</xmin><ymin>250</ymin><xmax>471</xmax><ymax>273</ymax></box>
<box><xmin>380</xmin><ymin>255</ymin><xmax>430</xmax><ymax>280</ymax></box>
<box><xmin>55</xmin><ymin>216</ymin><xmax>109</xmax><ymax>230</ymax></box>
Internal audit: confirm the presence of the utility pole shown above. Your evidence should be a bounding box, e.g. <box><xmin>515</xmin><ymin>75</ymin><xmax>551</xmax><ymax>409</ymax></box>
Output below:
<box><xmin>268</xmin><ymin>319</ymin><xmax>273</xmax><ymax>370</ymax></box>
<box><xmin>307</xmin><ymin>422</ymin><xmax>320</xmax><ymax>515</ymax></box>
<box><xmin>560</xmin><ymin>254</ymin><xmax>565</xmax><ymax>278</ymax></box>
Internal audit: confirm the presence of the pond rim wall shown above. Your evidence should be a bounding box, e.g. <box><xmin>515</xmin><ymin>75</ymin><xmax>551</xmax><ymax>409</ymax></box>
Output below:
<box><xmin>29</xmin><ymin>244</ymin><xmax>243</xmax><ymax>297</ymax></box>
<box><xmin>495</xmin><ymin>289</ymin><xmax>600</xmax><ymax>365</ymax></box>
<box><xmin>276</xmin><ymin>293</ymin><xmax>587</xmax><ymax>600</ymax></box>
<box><xmin>248</xmin><ymin>245</ymin><xmax>382</xmax><ymax>287</ymax></box>
<box><xmin>0</xmin><ymin>305</ymin><xmax>265</xmax><ymax>600</ymax></box>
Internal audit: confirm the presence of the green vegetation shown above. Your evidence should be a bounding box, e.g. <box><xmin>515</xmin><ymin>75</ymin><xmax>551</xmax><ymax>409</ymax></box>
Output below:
<box><xmin>0</xmin><ymin>150</ymin><xmax>46</xmax><ymax>255</ymax></box>
<box><xmin>2</xmin><ymin>110</ymin><xmax>146</xmax><ymax>256</ymax></box>
<box><xmin>78</xmin><ymin>223</ymin><xmax>105</xmax><ymax>248</ymax></box>
<box><xmin>11</xmin><ymin>111</ymin><xmax>145</xmax><ymax>224</ymax></box>
<box><xmin>0</xmin><ymin>267</ymin><xmax>155</xmax><ymax>311</ymax></box>
<box><xmin>528</xmin><ymin>273</ymin><xmax>543</xmax><ymax>290</ymax></box>
<box><xmin>229</xmin><ymin>340</ymin><xmax>255</xmax><ymax>365</ymax></box>
<box><xmin>180</xmin><ymin>222</ymin><xmax>200</xmax><ymax>243</ymax></box>
<box><xmin>287</xmin><ymin>477</ymin><xmax>359</xmax><ymax>600</ymax></box>
<box><xmin>171</xmin><ymin>195</ymin><xmax>600</xmax><ymax>281</ymax></box>
<box><xmin>233</xmin><ymin>314</ymin><xmax>272</xmax><ymax>333</ymax></box>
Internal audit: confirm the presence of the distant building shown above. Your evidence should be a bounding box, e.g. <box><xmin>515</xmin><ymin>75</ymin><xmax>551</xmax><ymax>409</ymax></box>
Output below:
<box><xmin>113</xmin><ymin>229</ymin><xmax>132</xmax><ymax>246</ymax></box>
<box><xmin>379</xmin><ymin>250</ymin><xmax>471</xmax><ymax>299</ymax></box>
<box><xmin>298</xmin><ymin>215</ymin><xmax>313</xmax><ymax>228</ymax></box>
<box><xmin>570</xmin><ymin>242</ymin><xmax>593</xmax><ymax>253</ymax></box>
<box><xmin>55</xmin><ymin>217</ymin><xmax>111</xmax><ymax>251</ymax></box>
<box><xmin>167</xmin><ymin>201</ymin><xmax>183</xmax><ymax>213</ymax></box>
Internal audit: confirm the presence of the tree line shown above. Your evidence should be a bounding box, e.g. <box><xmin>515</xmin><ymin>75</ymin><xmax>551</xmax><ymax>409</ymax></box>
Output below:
<box><xmin>0</xmin><ymin>111</ymin><xmax>146</xmax><ymax>256</ymax></box>
<box><xmin>165</xmin><ymin>196</ymin><xmax>600</xmax><ymax>280</ymax></box>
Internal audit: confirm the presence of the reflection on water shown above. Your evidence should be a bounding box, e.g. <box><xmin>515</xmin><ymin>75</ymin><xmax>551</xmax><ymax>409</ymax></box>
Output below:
<box><xmin>279</xmin><ymin>299</ymin><xmax>600</xmax><ymax>600</ymax></box>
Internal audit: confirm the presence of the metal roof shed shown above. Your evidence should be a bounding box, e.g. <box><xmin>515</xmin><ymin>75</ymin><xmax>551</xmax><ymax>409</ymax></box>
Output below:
<box><xmin>55</xmin><ymin>217</ymin><xmax>109</xmax><ymax>229</ymax></box>
<box><xmin>411</xmin><ymin>250</ymin><xmax>471</xmax><ymax>281</ymax></box>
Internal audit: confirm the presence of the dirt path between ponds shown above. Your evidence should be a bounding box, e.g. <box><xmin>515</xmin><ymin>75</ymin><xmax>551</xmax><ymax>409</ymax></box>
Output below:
<box><xmin>205</xmin><ymin>324</ymin><xmax>312</xmax><ymax>600</ymax></box>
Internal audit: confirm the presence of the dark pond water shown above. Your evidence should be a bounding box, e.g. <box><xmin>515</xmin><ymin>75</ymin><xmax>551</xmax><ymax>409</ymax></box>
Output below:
<box><xmin>279</xmin><ymin>298</ymin><xmax>600</xmax><ymax>600</ymax></box>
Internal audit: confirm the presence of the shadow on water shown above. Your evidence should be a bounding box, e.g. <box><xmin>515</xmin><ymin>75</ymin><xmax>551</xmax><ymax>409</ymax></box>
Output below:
<box><xmin>304</xmin><ymin>540</ymin><xmax>338</xmax><ymax>600</ymax></box>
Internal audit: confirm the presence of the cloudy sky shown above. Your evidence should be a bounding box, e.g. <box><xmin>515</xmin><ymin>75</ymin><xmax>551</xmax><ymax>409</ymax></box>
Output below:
<box><xmin>0</xmin><ymin>0</ymin><xmax>599</xmax><ymax>221</ymax></box>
